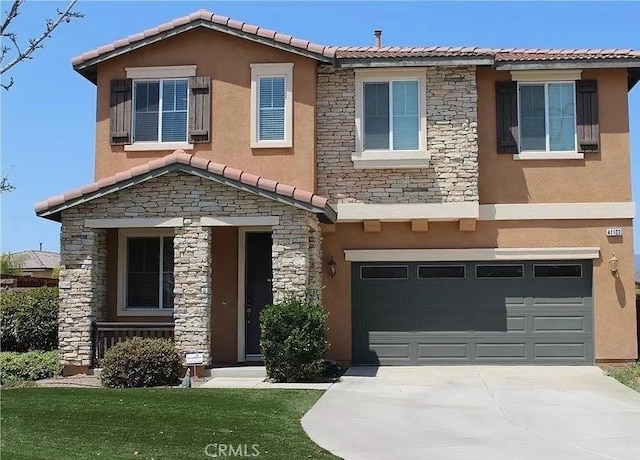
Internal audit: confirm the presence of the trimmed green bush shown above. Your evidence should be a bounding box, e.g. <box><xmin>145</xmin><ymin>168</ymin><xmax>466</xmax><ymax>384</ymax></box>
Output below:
<box><xmin>260</xmin><ymin>299</ymin><xmax>329</xmax><ymax>383</ymax></box>
<box><xmin>0</xmin><ymin>351</ymin><xmax>61</xmax><ymax>384</ymax></box>
<box><xmin>100</xmin><ymin>338</ymin><xmax>182</xmax><ymax>388</ymax></box>
<box><xmin>1</xmin><ymin>287</ymin><xmax>58</xmax><ymax>352</ymax></box>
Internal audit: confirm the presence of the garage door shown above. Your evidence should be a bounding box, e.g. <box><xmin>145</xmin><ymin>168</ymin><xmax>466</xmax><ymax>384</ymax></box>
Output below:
<box><xmin>352</xmin><ymin>260</ymin><xmax>593</xmax><ymax>365</ymax></box>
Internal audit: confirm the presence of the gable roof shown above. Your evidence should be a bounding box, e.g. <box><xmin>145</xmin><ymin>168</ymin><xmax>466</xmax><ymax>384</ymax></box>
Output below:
<box><xmin>72</xmin><ymin>9</ymin><xmax>337</xmax><ymax>81</ymax></box>
<box><xmin>11</xmin><ymin>250</ymin><xmax>60</xmax><ymax>270</ymax></box>
<box><xmin>35</xmin><ymin>151</ymin><xmax>336</xmax><ymax>223</ymax></box>
<box><xmin>72</xmin><ymin>9</ymin><xmax>640</xmax><ymax>83</ymax></box>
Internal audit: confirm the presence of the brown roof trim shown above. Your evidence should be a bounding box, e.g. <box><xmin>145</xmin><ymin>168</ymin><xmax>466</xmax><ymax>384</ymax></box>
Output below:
<box><xmin>35</xmin><ymin>151</ymin><xmax>336</xmax><ymax>223</ymax></box>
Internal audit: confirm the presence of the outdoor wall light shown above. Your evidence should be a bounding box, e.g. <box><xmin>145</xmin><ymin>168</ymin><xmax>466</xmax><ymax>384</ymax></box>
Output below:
<box><xmin>608</xmin><ymin>252</ymin><xmax>619</xmax><ymax>274</ymax></box>
<box><xmin>327</xmin><ymin>257</ymin><xmax>337</xmax><ymax>278</ymax></box>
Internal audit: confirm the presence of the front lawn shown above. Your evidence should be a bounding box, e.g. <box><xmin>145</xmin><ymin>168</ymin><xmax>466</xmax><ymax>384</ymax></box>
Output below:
<box><xmin>1</xmin><ymin>388</ymin><xmax>337</xmax><ymax>459</ymax></box>
<box><xmin>609</xmin><ymin>363</ymin><xmax>640</xmax><ymax>392</ymax></box>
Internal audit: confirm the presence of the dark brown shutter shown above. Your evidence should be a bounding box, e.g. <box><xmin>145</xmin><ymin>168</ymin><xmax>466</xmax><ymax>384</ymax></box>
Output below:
<box><xmin>110</xmin><ymin>79</ymin><xmax>132</xmax><ymax>145</ymax></box>
<box><xmin>495</xmin><ymin>81</ymin><xmax>519</xmax><ymax>154</ymax></box>
<box><xmin>189</xmin><ymin>76</ymin><xmax>211</xmax><ymax>143</ymax></box>
<box><xmin>576</xmin><ymin>80</ymin><xmax>599</xmax><ymax>153</ymax></box>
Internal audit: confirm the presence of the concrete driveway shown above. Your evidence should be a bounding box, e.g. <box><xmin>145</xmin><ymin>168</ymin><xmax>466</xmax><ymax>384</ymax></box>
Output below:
<box><xmin>302</xmin><ymin>366</ymin><xmax>640</xmax><ymax>460</ymax></box>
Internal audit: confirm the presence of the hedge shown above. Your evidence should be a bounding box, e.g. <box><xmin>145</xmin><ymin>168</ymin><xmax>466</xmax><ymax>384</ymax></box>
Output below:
<box><xmin>100</xmin><ymin>338</ymin><xmax>182</xmax><ymax>388</ymax></box>
<box><xmin>260</xmin><ymin>298</ymin><xmax>329</xmax><ymax>383</ymax></box>
<box><xmin>0</xmin><ymin>351</ymin><xmax>61</xmax><ymax>384</ymax></box>
<box><xmin>0</xmin><ymin>287</ymin><xmax>58</xmax><ymax>352</ymax></box>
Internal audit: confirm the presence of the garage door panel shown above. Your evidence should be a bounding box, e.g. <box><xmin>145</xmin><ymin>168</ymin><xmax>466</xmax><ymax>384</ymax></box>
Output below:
<box><xmin>476</xmin><ymin>343</ymin><xmax>527</xmax><ymax>359</ymax></box>
<box><xmin>352</xmin><ymin>260</ymin><xmax>593</xmax><ymax>365</ymax></box>
<box><xmin>418</xmin><ymin>343</ymin><xmax>468</xmax><ymax>359</ymax></box>
<box><xmin>507</xmin><ymin>316</ymin><xmax>526</xmax><ymax>332</ymax></box>
<box><xmin>534</xmin><ymin>316</ymin><xmax>586</xmax><ymax>332</ymax></box>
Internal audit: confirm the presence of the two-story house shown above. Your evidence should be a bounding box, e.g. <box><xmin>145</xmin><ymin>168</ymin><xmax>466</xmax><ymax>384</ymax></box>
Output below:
<box><xmin>35</xmin><ymin>10</ymin><xmax>640</xmax><ymax>374</ymax></box>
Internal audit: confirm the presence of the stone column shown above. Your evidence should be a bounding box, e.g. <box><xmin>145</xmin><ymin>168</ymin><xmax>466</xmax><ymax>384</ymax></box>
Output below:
<box><xmin>58</xmin><ymin>213</ymin><xmax>106</xmax><ymax>371</ymax></box>
<box><xmin>173</xmin><ymin>220</ymin><xmax>212</xmax><ymax>365</ymax></box>
<box><xmin>271</xmin><ymin>210</ymin><xmax>324</xmax><ymax>305</ymax></box>
<box><xmin>307</xmin><ymin>215</ymin><xmax>323</xmax><ymax>304</ymax></box>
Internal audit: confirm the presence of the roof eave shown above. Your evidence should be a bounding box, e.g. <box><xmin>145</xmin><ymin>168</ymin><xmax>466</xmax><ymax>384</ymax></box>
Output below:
<box><xmin>494</xmin><ymin>58</ymin><xmax>640</xmax><ymax>71</ymax></box>
<box><xmin>36</xmin><ymin>163</ymin><xmax>337</xmax><ymax>224</ymax></box>
<box><xmin>73</xmin><ymin>19</ymin><xmax>334</xmax><ymax>83</ymax></box>
<box><xmin>335</xmin><ymin>56</ymin><xmax>494</xmax><ymax>68</ymax></box>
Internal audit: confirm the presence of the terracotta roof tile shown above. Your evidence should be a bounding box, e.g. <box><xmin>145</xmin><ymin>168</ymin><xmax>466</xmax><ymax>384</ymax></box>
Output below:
<box><xmin>71</xmin><ymin>9</ymin><xmax>640</xmax><ymax>76</ymax></box>
<box><xmin>34</xmin><ymin>152</ymin><xmax>333</xmax><ymax>219</ymax></box>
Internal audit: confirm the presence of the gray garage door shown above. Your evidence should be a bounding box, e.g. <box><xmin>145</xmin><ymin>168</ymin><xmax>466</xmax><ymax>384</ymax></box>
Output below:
<box><xmin>352</xmin><ymin>260</ymin><xmax>593</xmax><ymax>365</ymax></box>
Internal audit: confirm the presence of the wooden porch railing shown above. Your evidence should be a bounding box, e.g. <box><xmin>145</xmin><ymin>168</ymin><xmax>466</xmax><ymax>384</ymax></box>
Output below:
<box><xmin>92</xmin><ymin>321</ymin><xmax>175</xmax><ymax>365</ymax></box>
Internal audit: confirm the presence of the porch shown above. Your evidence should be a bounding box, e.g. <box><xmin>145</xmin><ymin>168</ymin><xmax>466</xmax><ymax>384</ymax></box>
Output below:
<box><xmin>34</xmin><ymin>152</ymin><xmax>334</xmax><ymax>374</ymax></box>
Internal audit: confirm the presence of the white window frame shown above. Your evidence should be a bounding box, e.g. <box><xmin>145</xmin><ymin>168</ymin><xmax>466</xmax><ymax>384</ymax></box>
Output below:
<box><xmin>515</xmin><ymin>80</ymin><xmax>580</xmax><ymax>160</ymax></box>
<box><xmin>124</xmin><ymin>65</ymin><xmax>197</xmax><ymax>152</ymax></box>
<box><xmin>250</xmin><ymin>63</ymin><xmax>294</xmax><ymax>149</ymax></box>
<box><xmin>117</xmin><ymin>228</ymin><xmax>175</xmax><ymax>316</ymax></box>
<box><xmin>353</xmin><ymin>69</ymin><xmax>428</xmax><ymax>169</ymax></box>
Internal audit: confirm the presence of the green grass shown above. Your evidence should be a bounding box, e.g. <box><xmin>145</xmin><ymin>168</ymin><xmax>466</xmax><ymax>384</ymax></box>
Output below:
<box><xmin>0</xmin><ymin>388</ymin><xmax>337</xmax><ymax>460</ymax></box>
<box><xmin>608</xmin><ymin>363</ymin><xmax>640</xmax><ymax>392</ymax></box>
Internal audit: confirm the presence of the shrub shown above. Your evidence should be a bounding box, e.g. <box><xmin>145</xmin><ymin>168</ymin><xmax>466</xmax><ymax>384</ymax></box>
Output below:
<box><xmin>100</xmin><ymin>338</ymin><xmax>182</xmax><ymax>388</ymax></box>
<box><xmin>0</xmin><ymin>351</ymin><xmax>61</xmax><ymax>384</ymax></box>
<box><xmin>260</xmin><ymin>298</ymin><xmax>329</xmax><ymax>383</ymax></box>
<box><xmin>1</xmin><ymin>287</ymin><xmax>58</xmax><ymax>352</ymax></box>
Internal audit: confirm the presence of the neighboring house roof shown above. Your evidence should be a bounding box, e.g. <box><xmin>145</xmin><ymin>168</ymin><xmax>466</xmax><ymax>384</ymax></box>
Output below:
<box><xmin>11</xmin><ymin>250</ymin><xmax>60</xmax><ymax>270</ymax></box>
<box><xmin>72</xmin><ymin>9</ymin><xmax>640</xmax><ymax>84</ymax></box>
<box><xmin>34</xmin><ymin>151</ymin><xmax>336</xmax><ymax>223</ymax></box>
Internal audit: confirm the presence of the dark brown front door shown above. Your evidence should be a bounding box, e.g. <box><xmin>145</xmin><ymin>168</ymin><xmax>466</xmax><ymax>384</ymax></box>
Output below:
<box><xmin>245</xmin><ymin>232</ymin><xmax>273</xmax><ymax>357</ymax></box>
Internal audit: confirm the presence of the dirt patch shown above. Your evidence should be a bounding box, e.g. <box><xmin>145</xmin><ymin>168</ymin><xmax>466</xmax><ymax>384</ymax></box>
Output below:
<box><xmin>37</xmin><ymin>375</ymin><xmax>101</xmax><ymax>388</ymax></box>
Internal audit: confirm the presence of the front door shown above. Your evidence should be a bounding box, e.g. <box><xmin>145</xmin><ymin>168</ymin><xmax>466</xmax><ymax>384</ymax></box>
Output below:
<box><xmin>245</xmin><ymin>232</ymin><xmax>273</xmax><ymax>357</ymax></box>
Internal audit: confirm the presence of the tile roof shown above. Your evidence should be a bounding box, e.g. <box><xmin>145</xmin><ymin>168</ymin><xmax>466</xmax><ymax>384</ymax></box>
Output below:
<box><xmin>71</xmin><ymin>9</ymin><xmax>640</xmax><ymax>74</ymax></box>
<box><xmin>71</xmin><ymin>9</ymin><xmax>337</xmax><ymax>69</ymax></box>
<box><xmin>333</xmin><ymin>46</ymin><xmax>640</xmax><ymax>62</ymax></box>
<box><xmin>35</xmin><ymin>151</ymin><xmax>335</xmax><ymax>222</ymax></box>
<box><xmin>11</xmin><ymin>250</ymin><xmax>60</xmax><ymax>269</ymax></box>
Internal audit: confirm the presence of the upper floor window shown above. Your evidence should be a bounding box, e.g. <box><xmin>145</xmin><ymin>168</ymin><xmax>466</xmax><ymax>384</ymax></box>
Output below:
<box><xmin>353</xmin><ymin>69</ymin><xmax>428</xmax><ymax>169</ymax></box>
<box><xmin>518</xmin><ymin>81</ymin><xmax>576</xmax><ymax>153</ymax></box>
<box><xmin>250</xmin><ymin>63</ymin><xmax>293</xmax><ymax>148</ymax></box>
<box><xmin>133</xmin><ymin>79</ymin><xmax>188</xmax><ymax>143</ymax></box>
<box><xmin>497</xmin><ymin>70</ymin><xmax>599</xmax><ymax>160</ymax></box>
<box><xmin>364</xmin><ymin>80</ymin><xmax>420</xmax><ymax>151</ymax></box>
<box><xmin>111</xmin><ymin>66</ymin><xmax>211</xmax><ymax>151</ymax></box>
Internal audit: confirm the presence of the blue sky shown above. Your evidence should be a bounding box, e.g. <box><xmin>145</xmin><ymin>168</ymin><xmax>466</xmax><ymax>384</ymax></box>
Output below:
<box><xmin>1</xmin><ymin>1</ymin><xmax>639</xmax><ymax>254</ymax></box>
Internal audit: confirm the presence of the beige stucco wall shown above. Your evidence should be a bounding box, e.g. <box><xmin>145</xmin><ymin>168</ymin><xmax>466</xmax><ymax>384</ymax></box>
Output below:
<box><xmin>477</xmin><ymin>67</ymin><xmax>632</xmax><ymax>204</ymax></box>
<box><xmin>321</xmin><ymin>220</ymin><xmax>637</xmax><ymax>365</ymax></box>
<box><xmin>94</xmin><ymin>28</ymin><xmax>317</xmax><ymax>192</ymax></box>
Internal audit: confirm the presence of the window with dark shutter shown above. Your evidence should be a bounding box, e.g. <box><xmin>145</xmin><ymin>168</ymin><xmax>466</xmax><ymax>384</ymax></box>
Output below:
<box><xmin>188</xmin><ymin>76</ymin><xmax>211</xmax><ymax>144</ymax></box>
<box><xmin>495</xmin><ymin>81</ymin><xmax>518</xmax><ymax>154</ymax></box>
<box><xmin>576</xmin><ymin>80</ymin><xmax>599</xmax><ymax>153</ymax></box>
<box><xmin>110</xmin><ymin>79</ymin><xmax>132</xmax><ymax>145</ymax></box>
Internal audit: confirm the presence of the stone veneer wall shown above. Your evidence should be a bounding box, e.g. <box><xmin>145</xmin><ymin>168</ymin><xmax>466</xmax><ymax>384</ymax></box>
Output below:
<box><xmin>173</xmin><ymin>222</ymin><xmax>212</xmax><ymax>363</ymax></box>
<box><xmin>316</xmin><ymin>65</ymin><xmax>479</xmax><ymax>204</ymax></box>
<box><xmin>58</xmin><ymin>220</ymin><xmax>106</xmax><ymax>367</ymax></box>
<box><xmin>57</xmin><ymin>172</ymin><xmax>321</xmax><ymax>366</ymax></box>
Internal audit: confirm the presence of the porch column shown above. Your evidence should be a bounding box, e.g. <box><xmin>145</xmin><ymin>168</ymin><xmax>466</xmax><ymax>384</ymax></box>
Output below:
<box><xmin>58</xmin><ymin>215</ymin><xmax>107</xmax><ymax>370</ymax></box>
<box><xmin>272</xmin><ymin>210</ymin><xmax>323</xmax><ymax>304</ymax></box>
<box><xmin>173</xmin><ymin>219</ymin><xmax>212</xmax><ymax>365</ymax></box>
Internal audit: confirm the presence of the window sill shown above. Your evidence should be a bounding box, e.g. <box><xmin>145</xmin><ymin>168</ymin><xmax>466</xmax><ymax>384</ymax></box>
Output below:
<box><xmin>351</xmin><ymin>150</ymin><xmax>430</xmax><ymax>169</ymax></box>
<box><xmin>124</xmin><ymin>142</ymin><xmax>193</xmax><ymax>152</ymax></box>
<box><xmin>250</xmin><ymin>140</ymin><xmax>292</xmax><ymax>149</ymax></box>
<box><xmin>117</xmin><ymin>308</ymin><xmax>174</xmax><ymax>317</ymax></box>
<box><xmin>513</xmin><ymin>152</ymin><xmax>584</xmax><ymax>160</ymax></box>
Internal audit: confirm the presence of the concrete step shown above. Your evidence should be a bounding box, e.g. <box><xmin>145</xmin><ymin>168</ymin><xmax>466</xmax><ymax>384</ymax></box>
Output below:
<box><xmin>208</xmin><ymin>366</ymin><xmax>267</xmax><ymax>378</ymax></box>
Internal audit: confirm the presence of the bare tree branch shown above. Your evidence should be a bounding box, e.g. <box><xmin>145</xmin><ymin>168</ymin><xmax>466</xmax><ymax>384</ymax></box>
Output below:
<box><xmin>1</xmin><ymin>0</ymin><xmax>83</xmax><ymax>77</ymax></box>
<box><xmin>1</xmin><ymin>76</ymin><xmax>13</xmax><ymax>90</ymax></box>
<box><xmin>0</xmin><ymin>0</ymin><xmax>23</xmax><ymax>35</ymax></box>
